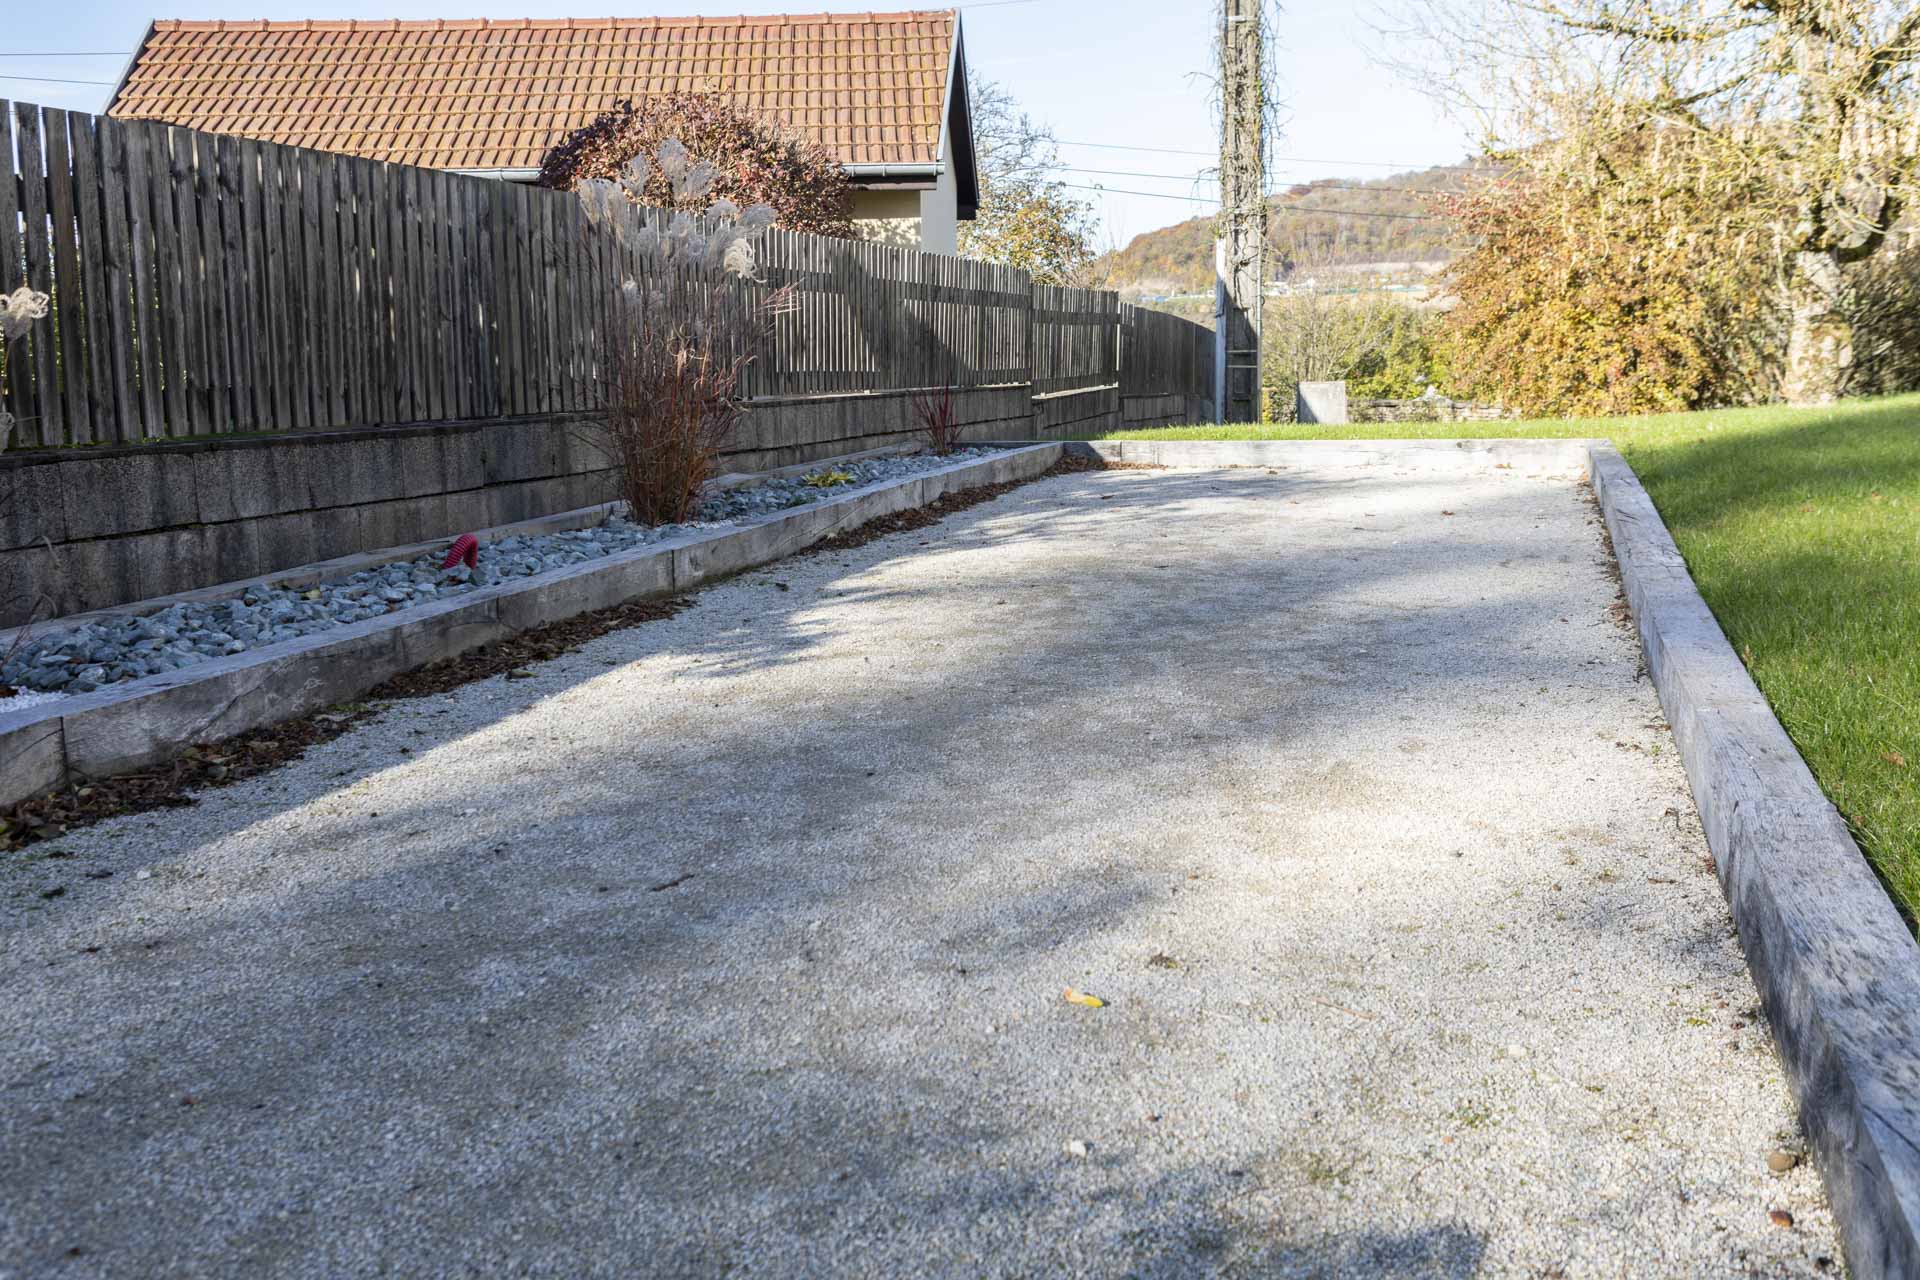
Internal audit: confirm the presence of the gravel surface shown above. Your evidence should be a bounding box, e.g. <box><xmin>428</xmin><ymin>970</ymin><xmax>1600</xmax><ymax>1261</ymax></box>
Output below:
<box><xmin>0</xmin><ymin>449</ymin><xmax>997</xmax><ymax>696</ymax></box>
<box><xmin>0</xmin><ymin>452</ymin><xmax>1838</xmax><ymax>1277</ymax></box>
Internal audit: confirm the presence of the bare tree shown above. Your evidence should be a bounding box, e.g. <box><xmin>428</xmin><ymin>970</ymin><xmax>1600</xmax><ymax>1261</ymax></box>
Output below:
<box><xmin>959</xmin><ymin>72</ymin><xmax>1105</xmax><ymax>284</ymax></box>
<box><xmin>967</xmin><ymin>71</ymin><xmax>1060</xmax><ymax>184</ymax></box>
<box><xmin>1389</xmin><ymin>0</ymin><xmax>1920</xmax><ymax>405</ymax></box>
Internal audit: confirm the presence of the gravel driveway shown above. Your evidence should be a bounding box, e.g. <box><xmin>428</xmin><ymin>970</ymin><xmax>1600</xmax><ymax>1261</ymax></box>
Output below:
<box><xmin>0</xmin><ymin>450</ymin><xmax>1839</xmax><ymax>1277</ymax></box>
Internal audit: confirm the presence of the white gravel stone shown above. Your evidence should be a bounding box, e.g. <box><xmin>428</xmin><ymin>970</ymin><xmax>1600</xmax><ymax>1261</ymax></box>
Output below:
<box><xmin>0</xmin><ymin>456</ymin><xmax>1839</xmax><ymax>1277</ymax></box>
<box><xmin>0</xmin><ymin>687</ymin><xmax>67</xmax><ymax>715</ymax></box>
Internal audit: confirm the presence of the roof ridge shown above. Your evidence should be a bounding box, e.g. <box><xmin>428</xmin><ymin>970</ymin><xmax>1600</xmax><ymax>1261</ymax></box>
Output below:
<box><xmin>125</xmin><ymin>10</ymin><xmax>961</xmax><ymax>174</ymax></box>
<box><xmin>152</xmin><ymin>11</ymin><xmax>957</xmax><ymax>32</ymax></box>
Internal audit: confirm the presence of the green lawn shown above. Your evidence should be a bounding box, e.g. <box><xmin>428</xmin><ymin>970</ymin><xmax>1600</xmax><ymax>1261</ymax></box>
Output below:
<box><xmin>1093</xmin><ymin>396</ymin><xmax>1920</xmax><ymax>922</ymax></box>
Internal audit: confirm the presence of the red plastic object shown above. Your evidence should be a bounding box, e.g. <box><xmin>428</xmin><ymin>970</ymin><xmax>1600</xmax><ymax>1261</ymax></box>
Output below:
<box><xmin>440</xmin><ymin>533</ymin><xmax>479</xmax><ymax>571</ymax></box>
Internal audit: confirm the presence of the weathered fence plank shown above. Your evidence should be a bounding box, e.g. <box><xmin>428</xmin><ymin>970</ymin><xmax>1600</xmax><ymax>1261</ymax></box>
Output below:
<box><xmin>70</xmin><ymin>113</ymin><xmax>118</xmax><ymax>438</ymax></box>
<box><xmin>14</xmin><ymin>105</ymin><xmax>60</xmax><ymax>446</ymax></box>
<box><xmin>43</xmin><ymin>109</ymin><xmax>91</xmax><ymax>443</ymax></box>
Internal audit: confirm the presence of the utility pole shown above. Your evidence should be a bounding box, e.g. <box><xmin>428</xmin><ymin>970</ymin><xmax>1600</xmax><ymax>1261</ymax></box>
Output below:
<box><xmin>1215</xmin><ymin>0</ymin><xmax>1265</xmax><ymax>423</ymax></box>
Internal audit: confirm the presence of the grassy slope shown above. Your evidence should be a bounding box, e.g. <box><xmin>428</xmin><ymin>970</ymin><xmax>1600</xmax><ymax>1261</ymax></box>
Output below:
<box><xmin>1091</xmin><ymin>397</ymin><xmax>1920</xmax><ymax>920</ymax></box>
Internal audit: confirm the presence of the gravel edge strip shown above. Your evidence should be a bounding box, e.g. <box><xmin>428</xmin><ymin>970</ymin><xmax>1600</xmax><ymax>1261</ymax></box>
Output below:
<box><xmin>0</xmin><ymin>452</ymin><xmax>1106</xmax><ymax>853</ymax></box>
<box><xmin>1589</xmin><ymin>440</ymin><xmax>1920</xmax><ymax>1280</ymax></box>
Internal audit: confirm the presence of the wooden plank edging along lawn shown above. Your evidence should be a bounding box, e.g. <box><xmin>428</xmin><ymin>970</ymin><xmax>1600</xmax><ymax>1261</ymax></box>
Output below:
<box><xmin>1590</xmin><ymin>441</ymin><xmax>1920</xmax><ymax>1280</ymax></box>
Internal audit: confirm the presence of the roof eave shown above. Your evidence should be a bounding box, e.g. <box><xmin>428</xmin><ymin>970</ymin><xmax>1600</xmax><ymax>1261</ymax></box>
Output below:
<box><xmin>104</xmin><ymin>21</ymin><xmax>155</xmax><ymax>116</ymax></box>
<box><xmin>938</xmin><ymin>13</ymin><xmax>980</xmax><ymax>220</ymax></box>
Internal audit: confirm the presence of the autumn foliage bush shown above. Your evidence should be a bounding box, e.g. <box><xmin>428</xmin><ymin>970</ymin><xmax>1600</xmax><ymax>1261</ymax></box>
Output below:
<box><xmin>539</xmin><ymin>94</ymin><xmax>854</xmax><ymax>239</ymax></box>
<box><xmin>1435</xmin><ymin>148</ymin><xmax>1784</xmax><ymax>418</ymax></box>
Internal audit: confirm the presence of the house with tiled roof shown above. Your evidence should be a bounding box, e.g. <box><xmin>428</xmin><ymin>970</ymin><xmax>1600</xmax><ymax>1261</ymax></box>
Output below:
<box><xmin>106</xmin><ymin>10</ymin><xmax>980</xmax><ymax>253</ymax></box>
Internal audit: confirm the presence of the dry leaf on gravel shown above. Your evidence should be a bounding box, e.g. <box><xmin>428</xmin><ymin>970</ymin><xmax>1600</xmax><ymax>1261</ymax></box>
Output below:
<box><xmin>1063</xmin><ymin>987</ymin><xmax>1106</xmax><ymax>1009</ymax></box>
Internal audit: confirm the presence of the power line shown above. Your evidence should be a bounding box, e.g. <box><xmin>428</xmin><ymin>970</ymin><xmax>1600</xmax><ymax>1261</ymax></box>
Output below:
<box><xmin>0</xmin><ymin>73</ymin><xmax>116</xmax><ymax>86</ymax></box>
<box><xmin>1055</xmin><ymin>138</ymin><xmax>1445</xmax><ymax>170</ymax></box>
<box><xmin>1032</xmin><ymin>164</ymin><xmax>1463</xmax><ymax>198</ymax></box>
<box><xmin>1060</xmin><ymin>182</ymin><xmax>1217</xmax><ymax>205</ymax></box>
<box><xmin>1059</xmin><ymin>181</ymin><xmax>1444</xmax><ymax>220</ymax></box>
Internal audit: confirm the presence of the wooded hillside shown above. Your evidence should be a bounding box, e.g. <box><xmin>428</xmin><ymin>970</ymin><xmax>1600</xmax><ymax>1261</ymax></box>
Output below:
<box><xmin>1098</xmin><ymin>162</ymin><xmax>1487</xmax><ymax>297</ymax></box>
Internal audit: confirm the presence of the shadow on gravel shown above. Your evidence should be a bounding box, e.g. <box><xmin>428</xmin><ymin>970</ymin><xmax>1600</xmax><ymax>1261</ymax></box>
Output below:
<box><xmin>1</xmin><ymin>463</ymin><xmax>1623</xmax><ymax>1274</ymax></box>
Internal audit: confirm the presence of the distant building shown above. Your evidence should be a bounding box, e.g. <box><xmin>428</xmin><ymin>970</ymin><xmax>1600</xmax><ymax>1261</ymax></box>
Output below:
<box><xmin>107</xmin><ymin>11</ymin><xmax>980</xmax><ymax>254</ymax></box>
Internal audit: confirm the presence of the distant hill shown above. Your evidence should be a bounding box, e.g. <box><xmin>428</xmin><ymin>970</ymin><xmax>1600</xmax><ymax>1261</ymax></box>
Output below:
<box><xmin>1097</xmin><ymin>161</ymin><xmax>1493</xmax><ymax>300</ymax></box>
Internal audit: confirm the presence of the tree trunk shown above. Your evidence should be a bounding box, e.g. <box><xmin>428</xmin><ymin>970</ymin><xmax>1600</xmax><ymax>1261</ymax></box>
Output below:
<box><xmin>1782</xmin><ymin>248</ymin><xmax>1854</xmax><ymax>406</ymax></box>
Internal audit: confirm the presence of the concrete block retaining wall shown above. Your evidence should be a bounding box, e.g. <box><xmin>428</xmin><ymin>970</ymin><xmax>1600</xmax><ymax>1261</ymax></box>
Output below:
<box><xmin>0</xmin><ymin>386</ymin><xmax>1045</xmax><ymax>628</ymax></box>
<box><xmin>1033</xmin><ymin>387</ymin><xmax>1122</xmax><ymax>438</ymax></box>
<box><xmin>1120</xmin><ymin>392</ymin><xmax>1213</xmax><ymax>429</ymax></box>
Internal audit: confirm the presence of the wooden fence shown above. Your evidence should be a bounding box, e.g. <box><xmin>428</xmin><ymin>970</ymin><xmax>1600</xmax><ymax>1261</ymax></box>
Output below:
<box><xmin>1031</xmin><ymin>284</ymin><xmax>1120</xmax><ymax>397</ymax></box>
<box><xmin>1</xmin><ymin>99</ymin><xmax>1212</xmax><ymax>451</ymax></box>
<box><xmin>1120</xmin><ymin>304</ymin><xmax>1214</xmax><ymax>402</ymax></box>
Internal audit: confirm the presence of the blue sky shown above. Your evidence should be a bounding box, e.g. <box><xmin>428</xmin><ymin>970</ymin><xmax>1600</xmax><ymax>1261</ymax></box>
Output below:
<box><xmin>0</xmin><ymin>0</ymin><xmax>1473</xmax><ymax>247</ymax></box>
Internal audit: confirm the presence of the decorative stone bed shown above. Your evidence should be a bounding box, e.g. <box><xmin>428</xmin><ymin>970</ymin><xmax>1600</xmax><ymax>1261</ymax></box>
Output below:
<box><xmin>0</xmin><ymin>449</ymin><xmax>1000</xmax><ymax>706</ymax></box>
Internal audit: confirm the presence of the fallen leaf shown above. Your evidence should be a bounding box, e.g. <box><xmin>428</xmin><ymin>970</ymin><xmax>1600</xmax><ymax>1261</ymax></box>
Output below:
<box><xmin>1442</xmin><ymin>510</ymin><xmax>1456</xmax><ymax>516</ymax></box>
<box><xmin>1063</xmin><ymin>987</ymin><xmax>1106</xmax><ymax>1009</ymax></box>
<box><xmin>1769</xmin><ymin>1209</ymin><xmax>1795</xmax><ymax>1229</ymax></box>
<box><xmin>1884</xmin><ymin>751</ymin><xmax>1907</xmax><ymax>768</ymax></box>
<box><xmin>505</xmin><ymin>668</ymin><xmax>537</xmax><ymax>680</ymax></box>
<box><xmin>1147</xmin><ymin>953</ymin><xmax>1179</xmax><ymax>970</ymax></box>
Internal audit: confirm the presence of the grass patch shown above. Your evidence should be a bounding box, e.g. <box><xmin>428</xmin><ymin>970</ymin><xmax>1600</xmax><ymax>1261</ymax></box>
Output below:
<box><xmin>1092</xmin><ymin>395</ymin><xmax>1920</xmax><ymax>921</ymax></box>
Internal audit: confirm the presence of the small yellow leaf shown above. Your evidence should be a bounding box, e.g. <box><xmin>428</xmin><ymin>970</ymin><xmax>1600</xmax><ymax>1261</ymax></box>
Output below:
<box><xmin>1884</xmin><ymin>751</ymin><xmax>1907</xmax><ymax>768</ymax></box>
<box><xmin>1063</xmin><ymin>987</ymin><xmax>1106</xmax><ymax>1009</ymax></box>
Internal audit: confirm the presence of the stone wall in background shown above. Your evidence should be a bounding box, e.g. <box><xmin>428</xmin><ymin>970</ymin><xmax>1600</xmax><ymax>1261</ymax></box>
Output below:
<box><xmin>1353</xmin><ymin>397</ymin><xmax>1516</xmax><ymax>425</ymax></box>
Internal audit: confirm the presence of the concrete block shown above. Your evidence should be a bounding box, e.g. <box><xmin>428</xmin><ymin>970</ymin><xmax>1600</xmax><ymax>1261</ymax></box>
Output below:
<box><xmin>440</xmin><ymin>488</ymin><xmax>492</xmax><ymax>538</ymax></box>
<box><xmin>324</xmin><ymin>438</ymin><xmax>395</xmax><ymax>509</ymax></box>
<box><xmin>668</xmin><ymin>512</ymin><xmax>820</xmax><ymax>587</ymax></box>
<box><xmin>1296</xmin><ymin>381</ymin><xmax>1349</xmax><ymax>424</ymax></box>
<box><xmin>483</xmin><ymin>481</ymin><xmax>541</xmax><ymax>530</ymax></box>
<box><xmin>493</xmin><ymin>542</ymin><xmax>675</xmax><ymax>632</ymax></box>
<box><xmin>442</xmin><ymin>425</ymin><xmax>489</xmax><ymax>493</ymax></box>
<box><xmin>0</xmin><ymin>541</ymin><xmax>60</xmax><ymax>629</ymax></box>
<box><xmin>59</xmin><ymin>621</ymin><xmax>404</xmax><ymax>780</ymax></box>
<box><xmin>192</xmin><ymin>444</ymin><xmax>313</xmax><ymax>524</ymax></box>
<box><xmin>0</xmin><ymin>461</ymin><xmax>70</xmax><ymax>550</ymax></box>
<box><xmin>202</xmin><ymin>519</ymin><xmax>267</xmax><ymax>588</ymax></box>
<box><xmin>393</xmin><ymin>433</ymin><xmax>449</xmax><ymax>501</ymax></box>
<box><xmin>483</xmin><ymin>420</ymin><xmax>554</xmax><ymax>486</ymax></box>
<box><xmin>0</xmin><ymin>706</ymin><xmax>67</xmax><ymax>806</ymax></box>
<box><xmin>307</xmin><ymin>506</ymin><xmax>364</xmax><ymax>565</ymax></box>
<box><xmin>386</xmin><ymin>594</ymin><xmax>505</xmax><ymax>671</ymax></box>
<box><xmin>60</xmin><ymin>452</ymin><xmax>200</xmax><ymax>540</ymax></box>
<box><xmin>555</xmin><ymin>421</ymin><xmax>612</xmax><ymax>478</ymax></box>
<box><xmin>122</xmin><ymin>529</ymin><xmax>208</xmax><ymax>616</ymax></box>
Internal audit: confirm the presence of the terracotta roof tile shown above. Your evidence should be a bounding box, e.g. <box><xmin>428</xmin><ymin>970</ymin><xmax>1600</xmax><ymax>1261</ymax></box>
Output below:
<box><xmin>110</xmin><ymin>11</ymin><xmax>957</xmax><ymax>171</ymax></box>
